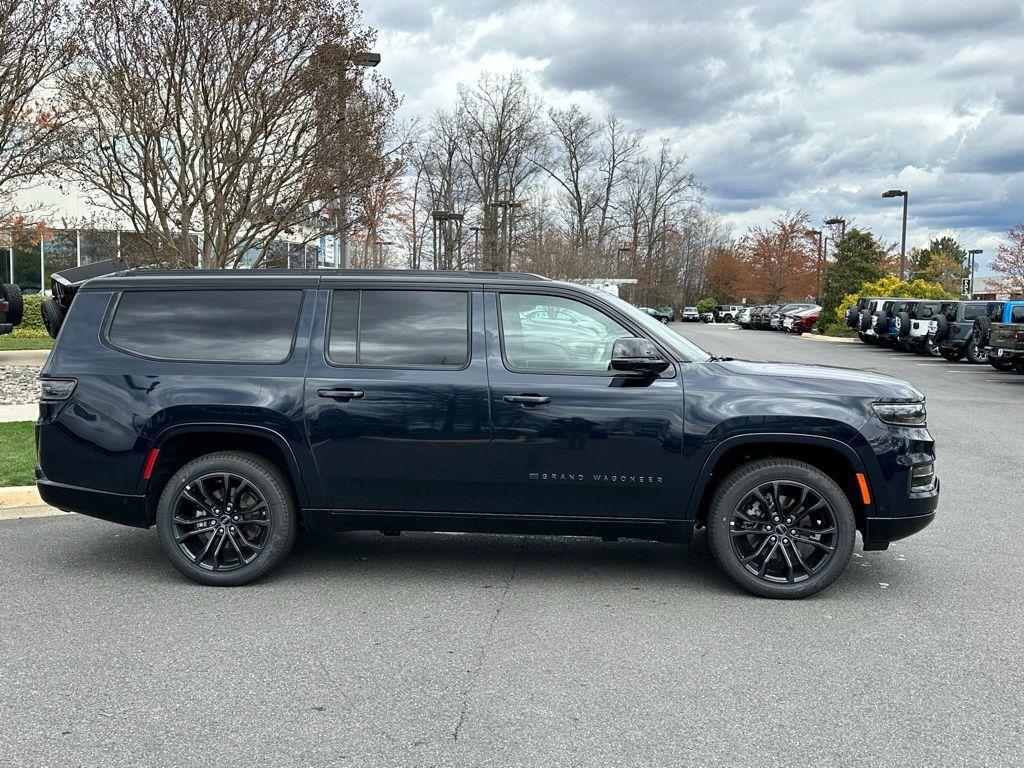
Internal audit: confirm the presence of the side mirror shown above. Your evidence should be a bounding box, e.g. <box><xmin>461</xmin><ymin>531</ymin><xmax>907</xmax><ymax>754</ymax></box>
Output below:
<box><xmin>610</xmin><ymin>337</ymin><xmax>671</xmax><ymax>376</ymax></box>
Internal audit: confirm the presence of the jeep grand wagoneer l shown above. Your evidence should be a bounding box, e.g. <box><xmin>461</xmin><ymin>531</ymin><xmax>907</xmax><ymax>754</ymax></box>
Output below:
<box><xmin>36</xmin><ymin>270</ymin><xmax>939</xmax><ymax>598</ymax></box>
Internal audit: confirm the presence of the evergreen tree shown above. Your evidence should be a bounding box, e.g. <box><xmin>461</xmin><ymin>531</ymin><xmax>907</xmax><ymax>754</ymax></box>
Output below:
<box><xmin>820</xmin><ymin>229</ymin><xmax>886</xmax><ymax>324</ymax></box>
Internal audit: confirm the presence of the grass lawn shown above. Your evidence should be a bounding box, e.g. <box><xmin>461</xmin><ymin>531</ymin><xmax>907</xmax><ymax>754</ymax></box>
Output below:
<box><xmin>0</xmin><ymin>335</ymin><xmax>54</xmax><ymax>351</ymax></box>
<box><xmin>0</xmin><ymin>421</ymin><xmax>36</xmax><ymax>487</ymax></box>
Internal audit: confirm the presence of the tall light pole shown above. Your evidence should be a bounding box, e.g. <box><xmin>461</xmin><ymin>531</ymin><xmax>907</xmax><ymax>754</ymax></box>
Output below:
<box><xmin>825</xmin><ymin>217</ymin><xmax>846</xmax><ymax>247</ymax></box>
<box><xmin>806</xmin><ymin>228</ymin><xmax>823</xmax><ymax>298</ymax></box>
<box><xmin>332</xmin><ymin>49</ymin><xmax>380</xmax><ymax>270</ymax></box>
<box><xmin>882</xmin><ymin>190</ymin><xmax>908</xmax><ymax>280</ymax></box>
<box><xmin>967</xmin><ymin>248</ymin><xmax>983</xmax><ymax>297</ymax></box>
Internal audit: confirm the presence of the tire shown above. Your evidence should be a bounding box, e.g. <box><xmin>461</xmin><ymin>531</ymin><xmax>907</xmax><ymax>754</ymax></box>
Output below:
<box><xmin>895</xmin><ymin>311</ymin><xmax>911</xmax><ymax>338</ymax></box>
<box><xmin>940</xmin><ymin>347</ymin><xmax>963</xmax><ymax>362</ymax></box>
<box><xmin>156</xmin><ymin>451</ymin><xmax>298</xmax><ymax>586</ymax></box>
<box><xmin>858</xmin><ymin>332</ymin><xmax>873</xmax><ymax>345</ymax></box>
<box><xmin>989</xmin><ymin>357</ymin><xmax>1014</xmax><ymax>371</ymax></box>
<box><xmin>40</xmin><ymin>298</ymin><xmax>65</xmax><ymax>339</ymax></box>
<box><xmin>845</xmin><ymin>307</ymin><xmax>857</xmax><ymax>329</ymax></box>
<box><xmin>872</xmin><ymin>311</ymin><xmax>888</xmax><ymax>336</ymax></box>
<box><xmin>925</xmin><ymin>338</ymin><xmax>941</xmax><ymax>357</ymax></box>
<box><xmin>972</xmin><ymin>316</ymin><xmax>991</xmax><ymax>348</ymax></box>
<box><xmin>964</xmin><ymin>340</ymin><xmax>988</xmax><ymax>364</ymax></box>
<box><xmin>706</xmin><ymin>459</ymin><xmax>857</xmax><ymax>599</ymax></box>
<box><xmin>932</xmin><ymin>314</ymin><xmax>949</xmax><ymax>343</ymax></box>
<box><xmin>859</xmin><ymin>310</ymin><xmax>872</xmax><ymax>333</ymax></box>
<box><xmin>1</xmin><ymin>284</ymin><xmax>23</xmax><ymax>325</ymax></box>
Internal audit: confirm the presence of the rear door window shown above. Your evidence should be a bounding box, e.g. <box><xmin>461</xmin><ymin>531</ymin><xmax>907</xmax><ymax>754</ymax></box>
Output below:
<box><xmin>328</xmin><ymin>289</ymin><xmax>469</xmax><ymax>368</ymax></box>
<box><xmin>1011</xmin><ymin>306</ymin><xmax>1024</xmax><ymax>323</ymax></box>
<box><xmin>964</xmin><ymin>303</ymin><xmax>987</xmax><ymax>321</ymax></box>
<box><xmin>107</xmin><ymin>289</ymin><xmax>302</xmax><ymax>363</ymax></box>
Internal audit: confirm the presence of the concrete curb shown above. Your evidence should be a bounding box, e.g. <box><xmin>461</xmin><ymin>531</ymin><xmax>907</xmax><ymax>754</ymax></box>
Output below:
<box><xmin>0</xmin><ymin>485</ymin><xmax>45</xmax><ymax>509</ymax></box>
<box><xmin>800</xmin><ymin>333</ymin><xmax>860</xmax><ymax>344</ymax></box>
<box><xmin>0</xmin><ymin>404</ymin><xmax>37</xmax><ymax>422</ymax></box>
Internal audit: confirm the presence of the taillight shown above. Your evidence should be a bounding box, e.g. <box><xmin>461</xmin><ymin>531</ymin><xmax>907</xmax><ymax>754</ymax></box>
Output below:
<box><xmin>1015</xmin><ymin>331</ymin><xmax>1024</xmax><ymax>342</ymax></box>
<box><xmin>951</xmin><ymin>323</ymin><xmax>961</xmax><ymax>333</ymax></box>
<box><xmin>40</xmin><ymin>378</ymin><xmax>77</xmax><ymax>401</ymax></box>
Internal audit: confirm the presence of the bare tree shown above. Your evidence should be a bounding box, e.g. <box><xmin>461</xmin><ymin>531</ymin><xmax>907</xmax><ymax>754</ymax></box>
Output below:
<box><xmin>456</xmin><ymin>72</ymin><xmax>546</xmax><ymax>270</ymax></box>
<box><xmin>57</xmin><ymin>0</ymin><xmax>397</xmax><ymax>268</ymax></box>
<box><xmin>0</xmin><ymin>0</ymin><xmax>77</xmax><ymax>220</ymax></box>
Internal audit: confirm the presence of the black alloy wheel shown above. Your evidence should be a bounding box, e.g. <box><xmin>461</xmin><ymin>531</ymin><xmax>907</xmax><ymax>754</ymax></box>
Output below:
<box><xmin>728</xmin><ymin>481</ymin><xmax>838</xmax><ymax>583</ymax></box>
<box><xmin>171</xmin><ymin>472</ymin><xmax>271</xmax><ymax>571</ymax></box>
<box><xmin>707</xmin><ymin>459</ymin><xmax>856</xmax><ymax>598</ymax></box>
<box><xmin>925</xmin><ymin>337</ymin><xmax>941</xmax><ymax>357</ymax></box>
<box><xmin>156</xmin><ymin>451</ymin><xmax>298</xmax><ymax>586</ymax></box>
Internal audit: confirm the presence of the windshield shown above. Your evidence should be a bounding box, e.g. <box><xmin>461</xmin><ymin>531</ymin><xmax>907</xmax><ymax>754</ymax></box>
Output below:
<box><xmin>598</xmin><ymin>291</ymin><xmax>711</xmax><ymax>361</ymax></box>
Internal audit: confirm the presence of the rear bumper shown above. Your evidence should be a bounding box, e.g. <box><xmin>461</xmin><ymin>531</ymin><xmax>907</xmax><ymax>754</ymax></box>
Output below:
<box><xmin>35</xmin><ymin>466</ymin><xmax>149</xmax><ymax>528</ymax></box>
<box><xmin>990</xmin><ymin>347</ymin><xmax>1024</xmax><ymax>359</ymax></box>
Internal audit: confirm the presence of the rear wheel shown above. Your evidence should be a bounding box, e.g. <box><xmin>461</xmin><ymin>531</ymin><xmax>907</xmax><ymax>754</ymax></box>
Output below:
<box><xmin>964</xmin><ymin>341</ymin><xmax>988</xmax><ymax>364</ymax></box>
<box><xmin>989</xmin><ymin>357</ymin><xmax>1014</xmax><ymax>371</ymax></box>
<box><xmin>706</xmin><ymin>459</ymin><xmax>856</xmax><ymax>599</ymax></box>
<box><xmin>156</xmin><ymin>451</ymin><xmax>298</xmax><ymax>586</ymax></box>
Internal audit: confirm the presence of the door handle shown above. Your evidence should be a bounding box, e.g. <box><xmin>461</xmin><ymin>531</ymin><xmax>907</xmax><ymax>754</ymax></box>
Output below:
<box><xmin>503</xmin><ymin>394</ymin><xmax>550</xmax><ymax>405</ymax></box>
<box><xmin>318</xmin><ymin>387</ymin><xmax>364</xmax><ymax>401</ymax></box>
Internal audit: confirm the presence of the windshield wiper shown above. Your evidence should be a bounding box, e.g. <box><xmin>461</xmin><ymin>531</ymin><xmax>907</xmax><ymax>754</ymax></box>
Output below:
<box><xmin>708</xmin><ymin>354</ymin><xmax>733</xmax><ymax>362</ymax></box>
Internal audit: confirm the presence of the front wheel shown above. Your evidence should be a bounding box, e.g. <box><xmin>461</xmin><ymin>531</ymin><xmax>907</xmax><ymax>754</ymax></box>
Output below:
<box><xmin>989</xmin><ymin>357</ymin><xmax>1014</xmax><ymax>371</ymax></box>
<box><xmin>156</xmin><ymin>451</ymin><xmax>298</xmax><ymax>586</ymax></box>
<box><xmin>706</xmin><ymin>459</ymin><xmax>856</xmax><ymax>598</ymax></box>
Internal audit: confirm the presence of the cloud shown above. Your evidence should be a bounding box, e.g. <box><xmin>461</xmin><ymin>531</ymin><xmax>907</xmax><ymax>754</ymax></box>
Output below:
<box><xmin>855</xmin><ymin>0</ymin><xmax>1023</xmax><ymax>35</ymax></box>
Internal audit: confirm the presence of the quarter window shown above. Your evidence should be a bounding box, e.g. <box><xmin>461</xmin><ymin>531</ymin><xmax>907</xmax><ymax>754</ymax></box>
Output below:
<box><xmin>328</xmin><ymin>290</ymin><xmax>469</xmax><ymax>368</ymax></box>
<box><xmin>108</xmin><ymin>289</ymin><xmax>302</xmax><ymax>363</ymax></box>
<box><xmin>1011</xmin><ymin>306</ymin><xmax>1024</xmax><ymax>323</ymax></box>
<box><xmin>499</xmin><ymin>293</ymin><xmax>631</xmax><ymax>372</ymax></box>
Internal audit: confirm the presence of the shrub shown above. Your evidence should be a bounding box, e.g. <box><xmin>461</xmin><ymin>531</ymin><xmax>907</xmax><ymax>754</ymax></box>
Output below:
<box><xmin>696</xmin><ymin>297</ymin><xmax>716</xmax><ymax>314</ymax></box>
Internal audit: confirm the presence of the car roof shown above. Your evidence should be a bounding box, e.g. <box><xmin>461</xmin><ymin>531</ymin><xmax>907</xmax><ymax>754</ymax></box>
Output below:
<box><xmin>79</xmin><ymin>268</ymin><xmax>557</xmax><ymax>292</ymax></box>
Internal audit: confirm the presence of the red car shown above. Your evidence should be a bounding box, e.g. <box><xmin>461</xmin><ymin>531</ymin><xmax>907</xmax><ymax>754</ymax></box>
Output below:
<box><xmin>784</xmin><ymin>306</ymin><xmax>820</xmax><ymax>334</ymax></box>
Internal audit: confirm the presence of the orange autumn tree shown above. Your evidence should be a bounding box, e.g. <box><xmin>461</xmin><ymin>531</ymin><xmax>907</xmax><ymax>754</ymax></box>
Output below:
<box><xmin>737</xmin><ymin>211</ymin><xmax>818</xmax><ymax>302</ymax></box>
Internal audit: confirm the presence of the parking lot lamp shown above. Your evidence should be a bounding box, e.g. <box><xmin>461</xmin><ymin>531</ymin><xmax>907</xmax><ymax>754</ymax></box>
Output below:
<box><xmin>967</xmin><ymin>249</ymin><xmax>983</xmax><ymax>297</ymax></box>
<box><xmin>825</xmin><ymin>217</ymin><xmax>846</xmax><ymax>245</ymax></box>
<box><xmin>882</xmin><ymin>190</ymin><xmax>908</xmax><ymax>280</ymax></box>
<box><xmin>805</xmin><ymin>228</ymin><xmax>822</xmax><ymax>298</ymax></box>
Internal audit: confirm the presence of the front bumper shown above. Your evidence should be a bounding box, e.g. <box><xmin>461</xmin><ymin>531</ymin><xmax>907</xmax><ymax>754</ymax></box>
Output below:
<box><xmin>35</xmin><ymin>466</ymin><xmax>149</xmax><ymax>528</ymax></box>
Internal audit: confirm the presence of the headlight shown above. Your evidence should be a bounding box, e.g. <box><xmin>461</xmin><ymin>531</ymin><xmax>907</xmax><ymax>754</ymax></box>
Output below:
<box><xmin>872</xmin><ymin>400</ymin><xmax>926</xmax><ymax>426</ymax></box>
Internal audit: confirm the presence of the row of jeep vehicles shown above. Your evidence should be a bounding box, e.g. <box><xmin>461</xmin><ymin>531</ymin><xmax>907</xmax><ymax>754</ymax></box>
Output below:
<box><xmin>843</xmin><ymin>297</ymin><xmax>1024</xmax><ymax>372</ymax></box>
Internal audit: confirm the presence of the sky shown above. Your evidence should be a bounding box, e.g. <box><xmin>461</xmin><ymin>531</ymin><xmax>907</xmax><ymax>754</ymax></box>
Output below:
<box><xmin>363</xmin><ymin>0</ymin><xmax>1024</xmax><ymax>273</ymax></box>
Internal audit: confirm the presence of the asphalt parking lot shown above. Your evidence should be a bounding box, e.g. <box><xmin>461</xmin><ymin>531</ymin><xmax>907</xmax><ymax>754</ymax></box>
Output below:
<box><xmin>2</xmin><ymin>323</ymin><xmax>1021</xmax><ymax>768</ymax></box>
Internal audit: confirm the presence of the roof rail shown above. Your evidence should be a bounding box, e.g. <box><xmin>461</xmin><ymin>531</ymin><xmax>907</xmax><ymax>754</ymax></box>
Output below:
<box><xmin>108</xmin><ymin>268</ymin><xmax>551</xmax><ymax>281</ymax></box>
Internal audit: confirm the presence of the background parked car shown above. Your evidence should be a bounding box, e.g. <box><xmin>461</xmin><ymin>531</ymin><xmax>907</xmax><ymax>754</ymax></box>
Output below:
<box><xmin>754</xmin><ymin>304</ymin><xmax>780</xmax><ymax>329</ymax></box>
<box><xmin>907</xmin><ymin>301</ymin><xmax>943</xmax><ymax>356</ymax></box>
<box><xmin>979</xmin><ymin>301</ymin><xmax>1024</xmax><ymax>372</ymax></box>
<box><xmin>713</xmin><ymin>305</ymin><xmax>743</xmax><ymax>322</ymax></box>
<box><xmin>680</xmin><ymin>306</ymin><xmax>701</xmax><ymax>322</ymax></box>
<box><xmin>771</xmin><ymin>303</ymin><xmax>816</xmax><ymax>330</ymax></box>
<box><xmin>1</xmin><ymin>282</ymin><xmax>24</xmax><ymax>336</ymax></box>
<box><xmin>934</xmin><ymin>301</ymin><xmax>992</xmax><ymax>363</ymax></box>
<box><xmin>737</xmin><ymin>306</ymin><xmax>755</xmax><ymax>327</ymax></box>
<box><xmin>700</xmin><ymin>311</ymin><xmax>714</xmax><ymax>323</ymax></box>
<box><xmin>640</xmin><ymin>306</ymin><xmax>673</xmax><ymax>324</ymax></box>
<box><xmin>783</xmin><ymin>306</ymin><xmax>821</xmax><ymax>334</ymax></box>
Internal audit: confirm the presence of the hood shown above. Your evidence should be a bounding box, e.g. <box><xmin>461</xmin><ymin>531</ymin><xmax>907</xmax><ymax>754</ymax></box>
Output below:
<box><xmin>712</xmin><ymin>359</ymin><xmax>924</xmax><ymax>401</ymax></box>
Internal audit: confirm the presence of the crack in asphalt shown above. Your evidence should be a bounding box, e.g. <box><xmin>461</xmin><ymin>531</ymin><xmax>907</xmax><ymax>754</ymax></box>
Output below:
<box><xmin>452</xmin><ymin>539</ymin><xmax>523</xmax><ymax>743</ymax></box>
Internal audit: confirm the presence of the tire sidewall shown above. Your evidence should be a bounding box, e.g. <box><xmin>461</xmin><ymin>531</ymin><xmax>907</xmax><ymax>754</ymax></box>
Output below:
<box><xmin>156</xmin><ymin>452</ymin><xmax>297</xmax><ymax>586</ymax></box>
<box><xmin>707</xmin><ymin>460</ymin><xmax>857</xmax><ymax>598</ymax></box>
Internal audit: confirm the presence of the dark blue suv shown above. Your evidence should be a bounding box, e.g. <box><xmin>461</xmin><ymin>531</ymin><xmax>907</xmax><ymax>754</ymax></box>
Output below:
<box><xmin>36</xmin><ymin>270</ymin><xmax>939</xmax><ymax>598</ymax></box>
